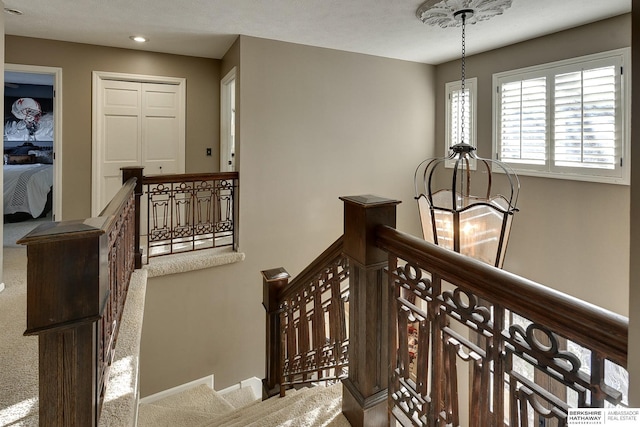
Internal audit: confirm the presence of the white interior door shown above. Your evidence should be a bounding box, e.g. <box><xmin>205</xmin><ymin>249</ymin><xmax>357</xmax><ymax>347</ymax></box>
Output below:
<box><xmin>220</xmin><ymin>67</ymin><xmax>236</xmax><ymax>172</ymax></box>
<box><xmin>97</xmin><ymin>79</ymin><xmax>142</xmax><ymax>213</ymax></box>
<box><xmin>142</xmin><ymin>83</ymin><xmax>184</xmax><ymax>175</ymax></box>
<box><xmin>92</xmin><ymin>72</ymin><xmax>185</xmax><ymax>216</ymax></box>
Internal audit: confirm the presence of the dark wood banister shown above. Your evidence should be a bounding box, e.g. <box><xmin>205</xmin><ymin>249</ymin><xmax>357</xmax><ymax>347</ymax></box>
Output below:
<box><xmin>263</xmin><ymin>195</ymin><xmax>629</xmax><ymax>426</ymax></box>
<box><xmin>20</xmin><ymin>172</ymin><xmax>141</xmax><ymax>427</ymax></box>
<box><xmin>101</xmin><ymin>180</ymin><xmax>136</xmax><ymax>225</ymax></box>
<box><xmin>279</xmin><ymin>236</ymin><xmax>344</xmax><ymax>300</ymax></box>
<box><xmin>375</xmin><ymin>224</ymin><xmax>628</xmax><ymax>367</ymax></box>
<box><xmin>122</xmin><ymin>167</ymin><xmax>144</xmax><ymax>269</ymax></box>
<box><xmin>261</xmin><ymin>235</ymin><xmax>346</xmax><ymax>398</ymax></box>
<box><xmin>19</xmin><ymin>167</ymin><xmax>240</xmax><ymax>426</ymax></box>
<box><xmin>142</xmin><ymin>171</ymin><xmax>238</xmax><ymax>184</ymax></box>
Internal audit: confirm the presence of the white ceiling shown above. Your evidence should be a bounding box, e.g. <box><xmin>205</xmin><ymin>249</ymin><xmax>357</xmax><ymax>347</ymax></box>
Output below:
<box><xmin>2</xmin><ymin>0</ymin><xmax>631</xmax><ymax>65</ymax></box>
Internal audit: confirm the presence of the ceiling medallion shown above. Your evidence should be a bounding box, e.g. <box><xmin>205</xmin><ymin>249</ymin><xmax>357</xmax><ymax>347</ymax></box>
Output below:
<box><xmin>416</xmin><ymin>0</ymin><xmax>513</xmax><ymax>27</ymax></box>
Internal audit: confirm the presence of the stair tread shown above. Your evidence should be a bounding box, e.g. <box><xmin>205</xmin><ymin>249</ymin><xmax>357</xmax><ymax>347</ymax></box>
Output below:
<box><xmin>220</xmin><ymin>386</ymin><xmax>259</xmax><ymax>409</ymax></box>
<box><xmin>138</xmin><ymin>384</ymin><xmax>235</xmax><ymax>427</ymax></box>
<box><xmin>138</xmin><ymin>382</ymin><xmax>349</xmax><ymax>427</ymax></box>
<box><xmin>137</xmin><ymin>404</ymin><xmax>222</xmax><ymax>427</ymax></box>
<box><xmin>139</xmin><ymin>384</ymin><xmax>234</xmax><ymax>417</ymax></box>
<box><xmin>204</xmin><ymin>383</ymin><xmax>349</xmax><ymax>427</ymax></box>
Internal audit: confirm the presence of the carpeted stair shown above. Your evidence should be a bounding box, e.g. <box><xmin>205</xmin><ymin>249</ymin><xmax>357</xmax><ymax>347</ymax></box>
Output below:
<box><xmin>137</xmin><ymin>382</ymin><xmax>350</xmax><ymax>427</ymax></box>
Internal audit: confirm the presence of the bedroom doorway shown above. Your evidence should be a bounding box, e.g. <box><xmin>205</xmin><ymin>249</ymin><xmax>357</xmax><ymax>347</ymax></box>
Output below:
<box><xmin>3</xmin><ymin>64</ymin><xmax>62</xmax><ymax>247</ymax></box>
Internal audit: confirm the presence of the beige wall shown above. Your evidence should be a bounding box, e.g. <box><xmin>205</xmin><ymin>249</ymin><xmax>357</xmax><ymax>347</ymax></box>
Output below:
<box><xmin>435</xmin><ymin>15</ymin><xmax>631</xmax><ymax>316</ymax></box>
<box><xmin>5</xmin><ymin>36</ymin><xmax>221</xmax><ymax>220</ymax></box>
<box><xmin>140</xmin><ymin>37</ymin><xmax>436</xmax><ymax>394</ymax></box>
<box><xmin>221</xmin><ymin>37</ymin><xmax>240</xmax><ymax>80</ymax></box>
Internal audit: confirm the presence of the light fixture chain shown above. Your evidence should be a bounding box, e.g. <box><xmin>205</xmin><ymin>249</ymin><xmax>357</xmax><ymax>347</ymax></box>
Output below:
<box><xmin>460</xmin><ymin>12</ymin><xmax>466</xmax><ymax>145</ymax></box>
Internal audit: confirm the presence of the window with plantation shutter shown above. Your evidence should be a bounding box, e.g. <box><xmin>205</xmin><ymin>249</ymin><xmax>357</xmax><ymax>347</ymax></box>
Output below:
<box><xmin>445</xmin><ymin>78</ymin><xmax>476</xmax><ymax>161</ymax></box>
<box><xmin>554</xmin><ymin>67</ymin><xmax>616</xmax><ymax>170</ymax></box>
<box><xmin>500</xmin><ymin>77</ymin><xmax>546</xmax><ymax>165</ymax></box>
<box><xmin>493</xmin><ymin>48</ymin><xmax>630</xmax><ymax>185</ymax></box>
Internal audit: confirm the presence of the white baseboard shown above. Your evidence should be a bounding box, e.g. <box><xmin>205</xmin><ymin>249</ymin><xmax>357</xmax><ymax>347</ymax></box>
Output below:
<box><xmin>217</xmin><ymin>376</ymin><xmax>262</xmax><ymax>400</ymax></box>
<box><xmin>0</xmin><ymin>283</ymin><xmax>5</xmax><ymax>293</ymax></box>
<box><xmin>138</xmin><ymin>374</ymin><xmax>214</xmax><ymax>405</ymax></box>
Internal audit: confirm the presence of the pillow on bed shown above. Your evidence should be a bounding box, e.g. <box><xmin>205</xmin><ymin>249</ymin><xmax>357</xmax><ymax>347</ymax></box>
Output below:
<box><xmin>7</xmin><ymin>154</ymin><xmax>36</xmax><ymax>164</ymax></box>
<box><xmin>28</xmin><ymin>149</ymin><xmax>54</xmax><ymax>164</ymax></box>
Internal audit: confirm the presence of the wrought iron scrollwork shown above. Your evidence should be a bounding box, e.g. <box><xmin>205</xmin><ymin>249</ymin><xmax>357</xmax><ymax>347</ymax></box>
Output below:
<box><xmin>386</xmin><ymin>250</ymin><xmax>629</xmax><ymax>427</ymax></box>
<box><xmin>144</xmin><ymin>174</ymin><xmax>238</xmax><ymax>257</ymax></box>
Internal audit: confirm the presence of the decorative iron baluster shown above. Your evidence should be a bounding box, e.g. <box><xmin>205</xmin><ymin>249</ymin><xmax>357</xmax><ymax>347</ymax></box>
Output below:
<box><xmin>381</xmin><ymin>228</ymin><xmax>629</xmax><ymax>427</ymax></box>
<box><xmin>277</xmin><ymin>254</ymin><xmax>350</xmax><ymax>393</ymax></box>
<box><xmin>144</xmin><ymin>173</ymin><xmax>238</xmax><ymax>257</ymax></box>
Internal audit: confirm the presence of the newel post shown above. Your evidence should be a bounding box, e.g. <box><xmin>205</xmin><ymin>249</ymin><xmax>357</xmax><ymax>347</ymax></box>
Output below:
<box><xmin>261</xmin><ymin>267</ymin><xmax>290</xmax><ymax>399</ymax></box>
<box><xmin>19</xmin><ymin>220</ymin><xmax>110</xmax><ymax>427</ymax></box>
<box><xmin>340</xmin><ymin>195</ymin><xmax>401</xmax><ymax>427</ymax></box>
<box><xmin>121</xmin><ymin>166</ymin><xmax>144</xmax><ymax>269</ymax></box>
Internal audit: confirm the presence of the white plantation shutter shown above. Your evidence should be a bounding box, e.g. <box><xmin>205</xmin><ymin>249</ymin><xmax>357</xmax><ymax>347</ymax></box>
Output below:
<box><xmin>554</xmin><ymin>66</ymin><xmax>616</xmax><ymax>169</ymax></box>
<box><xmin>500</xmin><ymin>78</ymin><xmax>546</xmax><ymax>165</ymax></box>
<box><xmin>450</xmin><ymin>88</ymin><xmax>471</xmax><ymax>147</ymax></box>
<box><xmin>445</xmin><ymin>78</ymin><xmax>476</xmax><ymax>167</ymax></box>
<box><xmin>493</xmin><ymin>49</ymin><xmax>629</xmax><ymax>184</ymax></box>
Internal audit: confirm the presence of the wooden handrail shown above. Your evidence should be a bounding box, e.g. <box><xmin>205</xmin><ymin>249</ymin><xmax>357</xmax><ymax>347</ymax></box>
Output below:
<box><xmin>375</xmin><ymin>224</ymin><xmax>628</xmax><ymax>367</ymax></box>
<box><xmin>377</xmin><ymin>222</ymin><xmax>629</xmax><ymax>426</ymax></box>
<box><xmin>277</xmin><ymin>236</ymin><xmax>344</xmax><ymax>300</ymax></box>
<box><xmin>263</xmin><ymin>195</ymin><xmax>630</xmax><ymax>427</ymax></box>
<box><xmin>100</xmin><ymin>179</ymin><xmax>137</xmax><ymax>218</ymax></box>
<box><xmin>142</xmin><ymin>171</ymin><xmax>238</xmax><ymax>184</ymax></box>
<box><xmin>19</xmin><ymin>176</ymin><xmax>140</xmax><ymax>427</ymax></box>
<box><xmin>262</xmin><ymin>235</ymin><xmax>349</xmax><ymax>398</ymax></box>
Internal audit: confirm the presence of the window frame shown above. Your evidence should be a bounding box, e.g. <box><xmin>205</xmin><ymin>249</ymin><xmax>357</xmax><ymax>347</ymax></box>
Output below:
<box><xmin>492</xmin><ymin>48</ymin><xmax>630</xmax><ymax>185</ymax></box>
<box><xmin>445</xmin><ymin>77</ymin><xmax>477</xmax><ymax>168</ymax></box>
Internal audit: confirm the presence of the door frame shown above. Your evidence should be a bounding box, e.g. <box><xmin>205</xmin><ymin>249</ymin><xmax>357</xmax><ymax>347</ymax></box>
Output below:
<box><xmin>220</xmin><ymin>67</ymin><xmax>236</xmax><ymax>172</ymax></box>
<box><xmin>91</xmin><ymin>71</ymin><xmax>186</xmax><ymax>216</ymax></box>
<box><xmin>5</xmin><ymin>63</ymin><xmax>63</xmax><ymax>220</ymax></box>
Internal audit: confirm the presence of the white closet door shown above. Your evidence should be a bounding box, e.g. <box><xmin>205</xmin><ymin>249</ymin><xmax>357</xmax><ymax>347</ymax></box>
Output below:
<box><xmin>97</xmin><ymin>79</ymin><xmax>142</xmax><ymax>214</ymax></box>
<box><xmin>93</xmin><ymin>73</ymin><xmax>185</xmax><ymax>216</ymax></box>
<box><xmin>142</xmin><ymin>83</ymin><xmax>184</xmax><ymax>175</ymax></box>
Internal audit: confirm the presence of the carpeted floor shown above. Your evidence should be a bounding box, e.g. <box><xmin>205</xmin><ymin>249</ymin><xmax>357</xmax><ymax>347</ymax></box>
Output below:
<box><xmin>0</xmin><ymin>246</ymin><xmax>39</xmax><ymax>427</ymax></box>
<box><xmin>0</xmin><ymin>239</ymin><xmax>148</xmax><ymax>427</ymax></box>
<box><xmin>138</xmin><ymin>382</ymin><xmax>350</xmax><ymax>427</ymax></box>
<box><xmin>3</xmin><ymin>216</ymin><xmax>51</xmax><ymax>248</ymax></box>
<box><xmin>0</xmin><ymin>217</ymin><xmax>53</xmax><ymax>426</ymax></box>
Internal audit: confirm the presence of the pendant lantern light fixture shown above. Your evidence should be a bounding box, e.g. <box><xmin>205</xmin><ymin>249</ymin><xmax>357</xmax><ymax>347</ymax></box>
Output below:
<box><xmin>414</xmin><ymin>0</ymin><xmax>519</xmax><ymax>269</ymax></box>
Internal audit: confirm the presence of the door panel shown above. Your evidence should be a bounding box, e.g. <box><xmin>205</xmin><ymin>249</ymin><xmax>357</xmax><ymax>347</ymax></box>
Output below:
<box><xmin>103</xmin><ymin>116</ymin><xmax>139</xmax><ymax>161</ymax></box>
<box><xmin>93</xmin><ymin>72</ymin><xmax>185</xmax><ymax>218</ymax></box>
<box><xmin>142</xmin><ymin>83</ymin><xmax>182</xmax><ymax>175</ymax></box>
<box><xmin>103</xmin><ymin>83</ymin><xmax>140</xmax><ymax>112</ymax></box>
<box><xmin>98</xmin><ymin>80</ymin><xmax>142</xmax><ymax>212</ymax></box>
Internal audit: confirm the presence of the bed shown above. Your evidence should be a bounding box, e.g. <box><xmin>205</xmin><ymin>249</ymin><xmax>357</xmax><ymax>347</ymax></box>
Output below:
<box><xmin>3</xmin><ymin>148</ymin><xmax>54</xmax><ymax>222</ymax></box>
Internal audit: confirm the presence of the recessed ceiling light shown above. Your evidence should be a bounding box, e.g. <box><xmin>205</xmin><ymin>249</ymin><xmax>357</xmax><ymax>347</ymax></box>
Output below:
<box><xmin>130</xmin><ymin>36</ymin><xmax>148</xmax><ymax>43</ymax></box>
<box><xmin>4</xmin><ymin>8</ymin><xmax>23</xmax><ymax>16</ymax></box>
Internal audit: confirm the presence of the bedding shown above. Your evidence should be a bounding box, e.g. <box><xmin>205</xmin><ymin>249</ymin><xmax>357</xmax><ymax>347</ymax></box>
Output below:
<box><xmin>3</xmin><ymin>163</ymin><xmax>53</xmax><ymax>219</ymax></box>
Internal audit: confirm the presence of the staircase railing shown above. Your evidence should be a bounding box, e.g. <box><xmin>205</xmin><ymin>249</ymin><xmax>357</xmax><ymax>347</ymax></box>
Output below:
<box><xmin>262</xmin><ymin>236</ymin><xmax>350</xmax><ymax>398</ymax></box>
<box><xmin>20</xmin><ymin>170</ymin><xmax>142</xmax><ymax>427</ymax></box>
<box><xmin>142</xmin><ymin>171</ymin><xmax>239</xmax><ymax>258</ymax></box>
<box><xmin>377</xmin><ymin>225</ymin><xmax>628</xmax><ymax>426</ymax></box>
<box><xmin>16</xmin><ymin>167</ymin><xmax>239</xmax><ymax>426</ymax></box>
<box><xmin>262</xmin><ymin>195</ymin><xmax>629</xmax><ymax>427</ymax></box>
